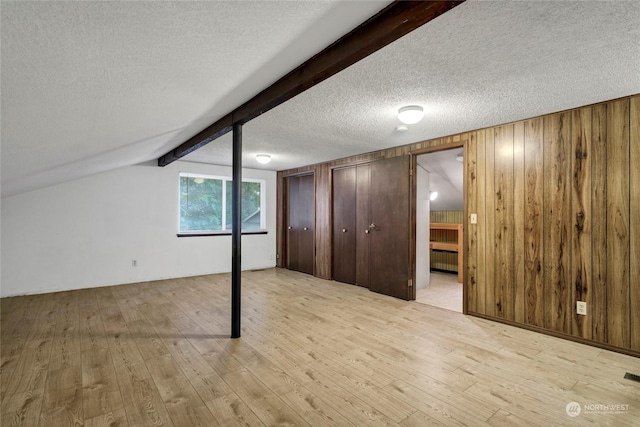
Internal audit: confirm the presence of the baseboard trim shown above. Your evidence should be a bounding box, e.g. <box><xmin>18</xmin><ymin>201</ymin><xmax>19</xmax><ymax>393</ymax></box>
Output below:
<box><xmin>468</xmin><ymin>311</ymin><xmax>640</xmax><ymax>359</ymax></box>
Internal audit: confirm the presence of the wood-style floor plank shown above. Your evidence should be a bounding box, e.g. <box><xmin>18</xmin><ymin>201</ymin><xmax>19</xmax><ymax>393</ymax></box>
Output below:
<box><xmin>81</xmin><ymin>348</ymin><xmax>124</xmax><ymax>421</ymax></box>
<box><xmin>83</xmin><ymin>408</ymin><xmax>128</xmax><ymax>427</ymax></box>
<box><xmin>279</xmin><ymin>386</ymin><xmax>356</xmax><ymax>427</ymax></box>
<box><xmin>145</xmin><ymin>355</ymin><xmax>218</xmax><ymax>426</ymax></box>
<box><xmin>222</xmin><ymin>369</ymin><xmax>310</xmax><ymax>426</ymax></box>
<box><xmin>113</xmin><ymin>361</ymin><xmax>173</xmax><ymax>427</ymax></box>
<box><xmin>487</xmin><ymin>409</ymin><xmax>531</xmax><ymax>427</ymax></box>
<box><xmin>205</xmin><ymin>392</ymin><xmax>265</xmax><ymax>427</ymax></box>
<box><xmin>2</xmin><ymin>268</ymin><xmax>639</xmax><ymax>426</ymax></box>
<box><xmin>1</xmin><ymin>391</ymin><xmax>44</xmax><ymax>427</ymax></box>
<box><xmin>38</xmin><ymin>385</ymin><xmax>83</xmax><ymax>427</ymax></box>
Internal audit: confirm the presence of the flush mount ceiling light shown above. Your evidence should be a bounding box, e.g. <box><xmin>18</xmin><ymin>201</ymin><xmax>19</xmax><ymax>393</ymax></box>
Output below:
<box><xmin>398</xmin><ymin>105</ymin><xmax>424</xmax><ymax>124</ymax></box>
<box><xmin>430</xmin><ymin>191</ymin><xmax>438</xmax><ymax>201</ymax></box>
<box><xmin>256</xmin><ymin>154</ymin><xmax>271</xmax><ymax>164</ymax></box>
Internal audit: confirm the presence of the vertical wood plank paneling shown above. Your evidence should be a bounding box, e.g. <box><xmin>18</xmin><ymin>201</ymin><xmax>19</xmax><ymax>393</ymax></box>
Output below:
<box><xmin>484</xmin><ymin>129</ymin><xmax>496</xmax><ymax>317</ymax></box>
<box><xmin>524</xmin><ymin>118</ymin><xmax>545</xmax><ymax>327</ymax></box>
<box><xmin>571</xmin><ymin>107</ymin><xmax>593</xmax><ymax>340</ymax></box>
<box><xmin>606</xmin><ymin>99</ymin><xmax>630</xmax><ymax>348</ymax></box>
<box><xmin>467</xmin><ymin>133</ymin><xmax>478</xmax><ymax>313</ymax></box>
<box><xmin>315</xmin><ymin>164</ymin><xmax>331</xmax><ymax>279</ymax></box>
<box><xmin>543</xmin><ymin>112</ymin><xmax>571</xmax><ymax>333</ymax></box>
<box><xmin>630</xmin><ymin>95</ymin><xmax>640</xmax><ymax>351</ymax></box>
<box><xmin>513</xmin><ymin>122</ymin><xmax>525</xmax><ymax>324</ymax></box>
<box><xmin>591</xmin><ymin>104</ymin><xmax>608</xmax><ymax>342</ymax></box>
<box><xmin>430</xmin><ymin>211</ymin><xmax>463</xmax><ymax>223</ymax></box>
<box><xmin>493</xmin><ymin>125</ymin><xmax>515</xmax><ymax>320</ymax></box>
<box><xmin>429</xmin><ymin>211</ymin><xmax>463</xmax><ymax>273</ymax></box>
<box><xmin>475</xmin><ymin>131</ymin><xmax>487</xmax><ymax>314</ymax></box>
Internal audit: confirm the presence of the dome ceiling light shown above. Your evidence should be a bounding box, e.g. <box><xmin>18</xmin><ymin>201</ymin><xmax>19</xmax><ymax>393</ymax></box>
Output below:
<box><xmin>398</xmin><ymin>105</ymin><xmax>424</xmax><ymax>125</ymax></box>
<box><xmin>256</xmin><ymin>154</ymin><xmax>272</xmax><ymax>164</ymax></box>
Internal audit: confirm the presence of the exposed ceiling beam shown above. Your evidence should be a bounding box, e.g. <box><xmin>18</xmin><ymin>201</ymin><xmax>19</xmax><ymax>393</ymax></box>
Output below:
<box><xmin>157</xmin><ymin>0</ymin><xmax>465</xmax><ymax>167</ymax></box>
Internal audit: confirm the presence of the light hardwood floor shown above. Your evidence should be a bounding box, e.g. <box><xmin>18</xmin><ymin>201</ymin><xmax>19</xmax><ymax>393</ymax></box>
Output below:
<box><xmin>2</xmin><ymin>268</ymin><xmax>639</xmax><ymax>426</ymax></box>
<box><xmin>415</xmin><ymin>272</ymin><xmax>462</xmax><ymax>313</ymax></box>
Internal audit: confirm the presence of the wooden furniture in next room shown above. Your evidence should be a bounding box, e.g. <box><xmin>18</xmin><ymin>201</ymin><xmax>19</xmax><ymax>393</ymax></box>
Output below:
<box><xmin>429</xmin><ymin>222</ymin><xmax>463</xmax><ymax>283</ymax></box>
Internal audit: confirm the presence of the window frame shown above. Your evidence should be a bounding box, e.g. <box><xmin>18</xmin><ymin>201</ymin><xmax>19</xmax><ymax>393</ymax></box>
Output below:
<box><xmin>178</xmin><ymin>172</ymin><xmax>267</xmax><ymax>236</ymax></box>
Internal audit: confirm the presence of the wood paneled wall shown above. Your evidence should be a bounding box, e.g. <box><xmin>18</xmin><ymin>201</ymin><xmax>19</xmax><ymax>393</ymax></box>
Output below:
<box><xmin>277</xmin><ymin>94</ymin><xmax>640</xmax><ymax>355</ymax></box>
<box><xmin>467</xmin><ymin>95</ymin><xmax>640</xmax><ymax>354</ymax></box>
<box><xmin>430</xmin><ymin>211</ymin><xmax>463</xmax><ymax>273</ymax></box>
<box><xmin>430</xmin><ymin>210</ymin><xmax>464</xmax><ymax>223</ymax></box>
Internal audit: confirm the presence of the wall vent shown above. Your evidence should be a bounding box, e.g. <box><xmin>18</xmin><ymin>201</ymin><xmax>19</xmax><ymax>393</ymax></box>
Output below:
<box><xmin>624</xmin><ymin>372</ymin><xmax>640</xmax><ymax>383</ymax></box>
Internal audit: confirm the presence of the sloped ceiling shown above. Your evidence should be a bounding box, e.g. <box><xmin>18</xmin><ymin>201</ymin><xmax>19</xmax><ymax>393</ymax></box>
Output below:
<box><xmin>417</xmin><ymin>149</ymin><xmax>464</xmax><ymax>211</ymax></box>
<box><xmin>0</xmin><ymin>0</ymin><xmax>389</xmax><ymax>197</ymax></box>
<box><xmin>2</xmin><ymin>1</ymin><xmax>640</xmax><ymax>198</ymax></box>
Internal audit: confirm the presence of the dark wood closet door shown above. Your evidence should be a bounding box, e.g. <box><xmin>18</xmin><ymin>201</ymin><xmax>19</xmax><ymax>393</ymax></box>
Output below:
<box><xmin>332</xmin><ymin>167</ymin><xmax>357</xmax><ymax>284</ymax></box>
<box><xmin>286</xmin><ymin>176</ymin><xmax>300</xmax><ymax>272</ymax></box>
<box><xmin>355</xmin><ymin>163</ymin><xmax>371</xmax><ymax>288</ymax></box>
<box><xmin>286</xmin><ymin>174</ymin><xmax>315</xmax><ymax>275</ymax></box>
<box><xmin>296</xmin><ymin>173</ymin><xmax>315</xmax><ymax>275</ymax></box>
<box><xmin>368</xmin><ymin>155</ymin><xmax>411</xmax><ymax>300</ymax></box>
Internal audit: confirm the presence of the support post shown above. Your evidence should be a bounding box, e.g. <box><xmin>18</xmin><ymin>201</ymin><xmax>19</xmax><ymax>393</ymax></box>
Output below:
<box><xmin>231</xmin><ymin>122</ymin><xmax>242</xmax><ymax>338</ymax></box>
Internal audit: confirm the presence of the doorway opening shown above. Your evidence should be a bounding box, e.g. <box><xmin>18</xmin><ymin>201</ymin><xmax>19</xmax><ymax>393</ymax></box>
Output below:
<box><xmin>414</xmin><ymin>147</ymin><xmax>464</xmax><ymax>312</ymax></box>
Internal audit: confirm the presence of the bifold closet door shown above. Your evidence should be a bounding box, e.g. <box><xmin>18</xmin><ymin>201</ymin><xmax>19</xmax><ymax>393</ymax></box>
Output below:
<box><xmin>355</xmin><ymin>163</ymin><xmax>371</xmax><ymax>287</ymax></box>
<box><xmin>286</xmin><ymin>174</ymin><xmax>315</xmax><ymax>275</ymax></box>
<box><xmin>332</xmin><ymin>167</ymin><xmax>357</xmax><ymax>284</ymax></box>
<box><xmin>330</xmin><ymin>156</ymin><xmax>410</xmax><ymax>299</ymax></box>
<box><xmin>286</xmin><ymin>176</ymin><xmax>300</xmax><ymax>272</ymax></box>
<box><xmin>368</xmin><ymin>155</ymin><xmax>411</xmax><ymax>300</ymax></box>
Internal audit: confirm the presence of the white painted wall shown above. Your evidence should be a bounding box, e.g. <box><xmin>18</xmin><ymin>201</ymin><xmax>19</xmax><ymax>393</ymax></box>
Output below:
<box><xmin>0</xmin><ymin>161</ymin><xmax>276</xmax><ymax>297</ymax></box>
<box><xmin>415</xmin><ymin>164</ymin><xmax>430</xmax><ymax>290</ymax></box>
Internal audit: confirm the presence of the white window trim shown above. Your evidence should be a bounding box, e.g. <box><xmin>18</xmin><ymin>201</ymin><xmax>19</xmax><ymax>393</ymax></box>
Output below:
<box><xmin>178</xmin><ymin>172</ymin><xmax>266</xmax><ymax>234</ymax></box>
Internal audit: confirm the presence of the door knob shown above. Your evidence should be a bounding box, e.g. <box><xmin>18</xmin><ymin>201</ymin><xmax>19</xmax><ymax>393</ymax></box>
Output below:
<box><xmin>364</xmin><ymin>229</ymin><xmax>369</xmax><ymax>234</ymax></box>
<box><xmin>342</xmin><ymin>228</ymin><xmax>347</xmax><ymax>233</ymax></box>
<box><xmin>303</xmin><ymin>227</ymin><xmax>308</xmax><ymax>231</ymax></box>
<box><xmin>288</xmin><ymin>226</ymin><xmax>292</xmax><ymax>230</ymax></box>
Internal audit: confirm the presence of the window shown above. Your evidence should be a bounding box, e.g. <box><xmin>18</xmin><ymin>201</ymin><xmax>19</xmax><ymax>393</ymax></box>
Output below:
<box><xmin>179</xmin><ymin>173</ymin><xmax>266</xmax><ymax>234</ymax></box>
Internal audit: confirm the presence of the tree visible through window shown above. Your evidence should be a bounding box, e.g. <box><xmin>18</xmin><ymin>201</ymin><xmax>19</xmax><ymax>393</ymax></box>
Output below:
<box><xmin>225</xmin><ymin>181</ymin><xmax>262</xmax><ymax>230</ymax></box>
<box><xmin>179</xmin><ymin>173</ymin><xmax>265</xmax><ymax>233</ymax></box>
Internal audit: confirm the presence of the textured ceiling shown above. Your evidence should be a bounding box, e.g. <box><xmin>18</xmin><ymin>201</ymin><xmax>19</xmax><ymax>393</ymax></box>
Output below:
<box><xmin>2</xmin><ymin>1</ymin><xmax>639</xmax><ymax>198</ymax></box>
<box><xmin>185</xmin><ymin>0</ymin><xmax>640</xmax><ymax>171</ymax></box>
<box><xmin>1</xmin><ymin>0</ymin><xmax>389</xmax><ymax>197</ymax></box>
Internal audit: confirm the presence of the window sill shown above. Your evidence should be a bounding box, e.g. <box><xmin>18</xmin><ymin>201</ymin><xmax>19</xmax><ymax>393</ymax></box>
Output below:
<box><xmin>177</xmin><ymin>230</ymin><xmax>268</xmax><ymax>237</ymax></box>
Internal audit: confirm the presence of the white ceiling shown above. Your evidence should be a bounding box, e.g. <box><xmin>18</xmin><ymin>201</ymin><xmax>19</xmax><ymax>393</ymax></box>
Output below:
<box><xmin>417</xmin><ymin>149</ymin><xmax>464</xmax><ymax>211</ymax></box>
<box><xmin>0</xmin><ymin>0</ymin><xmax>389</xmax><ymax>197</ymax></box>
<box><xmin>2</xmin><ymin>1</ymin><xmax>640</xmax><ymax>198</ymax></box>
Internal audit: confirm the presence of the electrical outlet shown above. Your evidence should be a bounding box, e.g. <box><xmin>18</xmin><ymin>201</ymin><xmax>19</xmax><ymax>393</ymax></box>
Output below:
<box><xmin>470</xmin><ymin>213</ymin><xmax>478</xmax><ymax>224</ymax></box>
<box><xmin>132</xmin><ymin>259</ymin><xmax>137</xmax><ymax>267</ymax></box>
<box><xmin>576</xmin><ymin>301</ymin><xmax>587</xmax><ymax>315</ymax></box>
